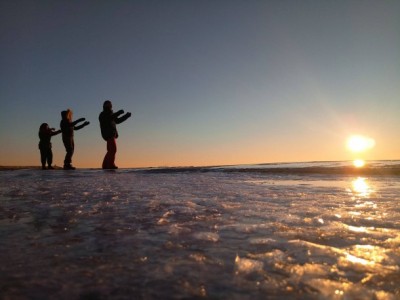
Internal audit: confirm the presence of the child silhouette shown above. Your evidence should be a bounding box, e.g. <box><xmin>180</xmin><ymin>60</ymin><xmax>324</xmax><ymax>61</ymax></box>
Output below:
<box><xmin>38</xmin><ymin>123</ymin><xmax>61</xmax><ymax>170</ymax></box>
<box><xmin>60</xmin><ymin>109</ymin><xmax>90</xmax><ymax>170</ymax></box>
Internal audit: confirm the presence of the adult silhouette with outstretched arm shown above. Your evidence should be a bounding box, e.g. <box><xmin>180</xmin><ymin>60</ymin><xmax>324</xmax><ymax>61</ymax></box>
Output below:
<box><xmin>99</xmin><ymin>100</ymin><xmax>131</xmax><ymax>169</ymax></box>
<box><xmin>60</xmin><ymin>109</ymin><xmax>90</xmax><ymax>170</ymax></box>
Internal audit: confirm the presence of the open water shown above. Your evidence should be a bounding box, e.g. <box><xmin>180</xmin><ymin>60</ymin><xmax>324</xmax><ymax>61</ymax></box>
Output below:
<box><xmin>1</xmin><ymin>161</ymin><xmax>399</xmax><ymax>299</ymax></box>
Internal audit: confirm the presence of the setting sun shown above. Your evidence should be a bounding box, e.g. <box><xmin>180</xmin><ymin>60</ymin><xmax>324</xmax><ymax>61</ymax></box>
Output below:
<box><xmin>353</xmin><ymin>159</ymin><xmax>365</xmax><ymax>168</ymax></box>
<box><xmin>347</xmin><ymin>135</ymin><xmax>375</xmax><ymax>153</ymax></box>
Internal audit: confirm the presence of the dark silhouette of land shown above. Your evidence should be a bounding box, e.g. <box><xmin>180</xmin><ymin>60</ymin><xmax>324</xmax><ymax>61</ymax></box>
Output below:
<box><xmin>0</xmin><ymin>166</ymin><xmax>63</xmax><ymax>171</ymax></box>
<box><xmin>1</xmin><ymin>164</ymin><xmax>400</xmax><ymax>175</ymax></box>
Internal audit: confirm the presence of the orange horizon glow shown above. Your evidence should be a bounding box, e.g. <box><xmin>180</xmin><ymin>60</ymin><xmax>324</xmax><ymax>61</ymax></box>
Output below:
<box><xmin>0</xmin><ymin>132</ymin><xmax>399</xmax><ymax>168</ymax></box>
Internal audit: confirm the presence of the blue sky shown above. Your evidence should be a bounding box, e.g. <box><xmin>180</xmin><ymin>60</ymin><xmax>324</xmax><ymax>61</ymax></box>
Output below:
<box><xmin>1</xmin><ymin>0</ymin><xmax>399</xmax><ymax>167</ymax></box>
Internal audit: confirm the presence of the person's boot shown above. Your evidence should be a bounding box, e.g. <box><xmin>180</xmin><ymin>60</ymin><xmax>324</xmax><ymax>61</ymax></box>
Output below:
<box><xmin>63</xmin><ymin>164</ymin><xmax>76</xmax><ymax>170</ymax></box>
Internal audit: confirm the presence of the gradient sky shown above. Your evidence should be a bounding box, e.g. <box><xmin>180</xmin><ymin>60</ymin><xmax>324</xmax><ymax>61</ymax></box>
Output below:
<box><xmin>1</xmin><ymin>0</ymin><xmax>399</xmax><ymax>168</ymax></box>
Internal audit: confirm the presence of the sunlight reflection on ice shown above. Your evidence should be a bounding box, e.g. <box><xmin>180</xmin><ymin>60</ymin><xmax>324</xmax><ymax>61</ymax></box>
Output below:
<box><xmin>351</xmin><ymin>177</ymin><xmax>373</xmax><ymax>197</ymax></box>
<box><xmin>345</xmin><ymin>253</ymin><xmax>374</xmax><ymax>266</ymax></box>
<box><xmin>347</xmin><ymin>225</ymin><xmax>369</xmax><ymax>233</ymax></box>
<box><xmin>235</xmin><ymin>255</ymin><xmax>264</xmax><ymax>274</ymax></box>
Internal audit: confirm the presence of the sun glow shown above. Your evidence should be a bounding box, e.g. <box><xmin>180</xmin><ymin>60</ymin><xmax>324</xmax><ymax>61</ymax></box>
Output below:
<box><xmin>353</xmin><ymin>159</ymin><xmax>365</xmax><ymax>168</ymax></box>
<box><xmin>347</xmin><ymin>135</ymin><xmax>375</xmax><ymax>153</ymax></box>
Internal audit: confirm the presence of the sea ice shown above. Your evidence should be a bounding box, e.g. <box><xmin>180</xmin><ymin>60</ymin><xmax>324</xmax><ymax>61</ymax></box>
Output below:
<box><xmin>0</xmin><ymin>163</ymin><xmax>399</xmax><ymax>299</ymax></box>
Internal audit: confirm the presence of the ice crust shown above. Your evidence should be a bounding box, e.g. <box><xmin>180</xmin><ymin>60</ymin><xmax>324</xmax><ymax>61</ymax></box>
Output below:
<box><xmin>0</xmin><ymin>168</ymin><xmax>399</xmax><ymax>299</ymax></box>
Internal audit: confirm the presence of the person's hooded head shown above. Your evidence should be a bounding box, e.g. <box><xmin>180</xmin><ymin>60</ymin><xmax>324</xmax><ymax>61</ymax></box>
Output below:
<box><xmin>61</xmin><ymin>109</ymin><xmax>72</xmax><ymax>122</ymax></box>
<box><xmin>39</xmin><ymin>123</ymin><xmax>49</xmax><ymax>133</ymax></box>
<box><xmin>103</xmin><ymin>100</ymin><xmax>112</xmax><ymax>112</ymax></box>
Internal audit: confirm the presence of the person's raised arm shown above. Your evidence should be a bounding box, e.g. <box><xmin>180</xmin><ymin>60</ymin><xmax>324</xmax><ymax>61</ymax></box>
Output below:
<box><xmin>116</xmin><ymin>112</ymin><xmax>132</xmax><ymax>124</ymax></box>
<box><xmin>74</xmin><ymin>121</ymin><xmax>90</xmax><ymax>131</ymax></box>
<box><xmin>51</xmin><ymin>128</ymin><xmax>62</xmax><ymax>136</ymax></box>
<box><xmin>72</xmin><ymin>117</ymin><xmax>86</xmax><ymax>126</ymax></box>
<box><xmin>112</xmin><ymin>110</ymin><xmax>124</xmax><ymax>118</ymax></box>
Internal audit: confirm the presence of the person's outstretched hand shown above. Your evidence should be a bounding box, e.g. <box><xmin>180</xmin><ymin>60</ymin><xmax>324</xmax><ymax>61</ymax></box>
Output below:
<box><xmin>83</xmin><ymin>121</ymin><xmax>90</xmax><ymax>126</ymax></box>
<box><xmin>77</xmin><ymin>117</ymin><xmax>85</xmax><ymax>123</ymax></box>
<box><xmin>117</xmin><ymin>109</ymin><xmax>124</xmax><ymax>115</ymax></box>
<box><xmin>126</xmin><ymin>112</ymin><xmax>132</xmax><ymax>118</ymax></box>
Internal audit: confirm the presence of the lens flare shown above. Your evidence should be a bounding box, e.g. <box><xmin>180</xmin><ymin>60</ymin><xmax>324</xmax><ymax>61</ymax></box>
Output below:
<box><xmin>347</xmin><ymin>135</ymin><xmax>375</xmax><ymax>153</ymax></box>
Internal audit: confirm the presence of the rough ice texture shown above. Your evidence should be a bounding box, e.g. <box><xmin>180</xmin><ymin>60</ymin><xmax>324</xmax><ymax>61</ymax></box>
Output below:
<box><xmin>0</xmin><ymin>165</ymin><xmax>399</xmax><ymax>299</ymax></box>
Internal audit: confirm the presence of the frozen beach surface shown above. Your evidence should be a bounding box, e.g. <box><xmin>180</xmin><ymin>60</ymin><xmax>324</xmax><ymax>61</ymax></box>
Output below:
<box><xmin>1</xmin><ymin>162</ymin><xmax>399</xmax><ymax>299</ymax></box>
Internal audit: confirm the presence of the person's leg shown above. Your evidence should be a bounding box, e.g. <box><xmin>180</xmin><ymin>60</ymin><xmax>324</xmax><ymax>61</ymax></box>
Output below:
<box><xmin>70</xmin><ymin>139</ymin><xmax>75</xmax><ymax>165</ymax></box>
<box><xmin>40</xmin><ymin>147</ymin><xmax>47</xmax><ymax>169</ymax></box>
<box><xmin>102</xmin><ymin>138</ymin><xmax>117</xmax><ymax>169</ymax></box>
<box><xmin>64</xmin><ymin>146</ymin><xmax>71</xmax><ymax>166</ymax></box>
<box><xmin>47</xmin><ymin>148</ymin><xmax>54</xmax><ymax>169</ymax></box>
<box><xmin>64</xmin><ymin>139</ymin><xmax>75</xmax><ymax>169</ymax></box>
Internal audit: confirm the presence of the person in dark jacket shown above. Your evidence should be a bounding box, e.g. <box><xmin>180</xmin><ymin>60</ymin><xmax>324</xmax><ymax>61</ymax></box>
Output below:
<box><xmin>60</xmin><ymin>109</ymin><xmax>90</xmax><ymax>170</ymax></box>
<box><xmin>38</xmin><ymin>123</ymin><xmax>61</xmax><ymax>170</ymax></box>
<box><xmin>99</xmin><ymin>100</ymin><xmax>131</xmax><ymax>169</ymax></box>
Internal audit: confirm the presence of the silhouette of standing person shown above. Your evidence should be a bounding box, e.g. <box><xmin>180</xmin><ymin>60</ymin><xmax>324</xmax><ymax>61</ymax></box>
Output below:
<box><xmin>99</xmin><ymin>100</ymin><xmax>131</xmax><ymax>169</ymax></box>
<box><xmin>38</xmin><ymin>123</ymin><xmax>61</xmax><ymax>170</ymax></box>
<box><xmin>60</xmin><ymin>109</ymin><xmax>90</xmax><ymax>170</ymax></box>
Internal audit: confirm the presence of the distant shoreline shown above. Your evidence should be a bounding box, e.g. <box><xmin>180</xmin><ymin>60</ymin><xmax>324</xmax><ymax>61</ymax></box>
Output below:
<box><xmin>1</xmin><ymin>164</ymin><xmax>400</xmax><ymax>175</ymax></box>
<box><xmin>0</xmin><ymin>166</ymin><xmax>62</xmax><ymax>171</ymax></box>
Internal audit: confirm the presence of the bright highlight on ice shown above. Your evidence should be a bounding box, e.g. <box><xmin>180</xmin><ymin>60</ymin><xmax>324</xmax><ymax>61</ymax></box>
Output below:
<box><xmin>347</xmin><ymin>135</ymin><xmax>375</xmax><ymax>153</ymax></box>
<box><xmin>352</xmin><ymin>177</ymin><xmax>371</xmax><ymax>197</ymax></box>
